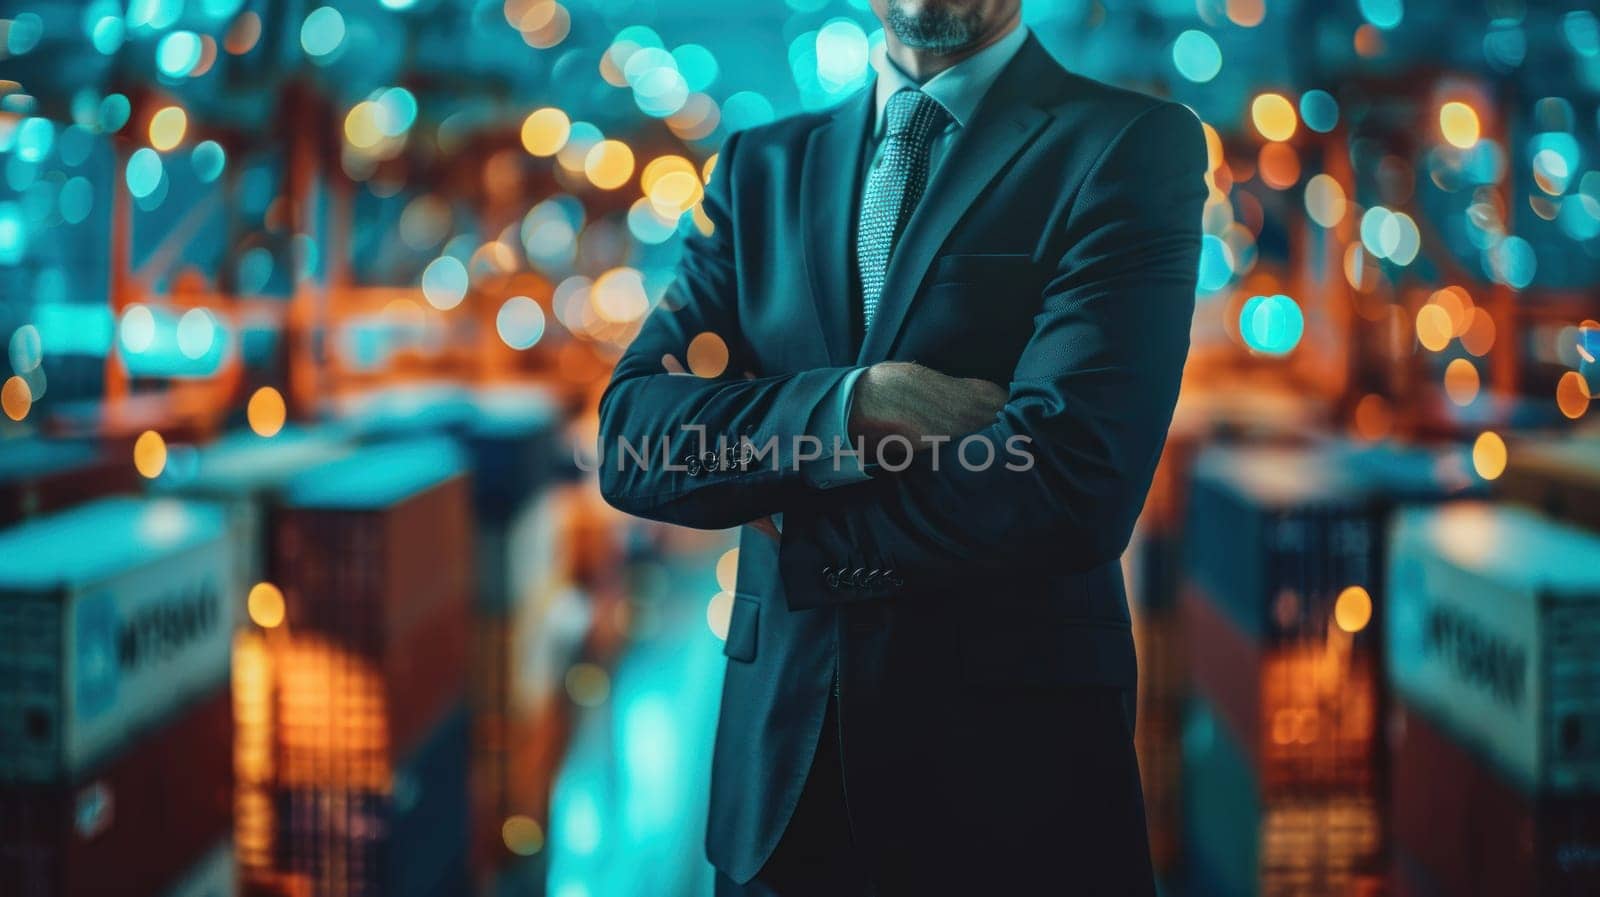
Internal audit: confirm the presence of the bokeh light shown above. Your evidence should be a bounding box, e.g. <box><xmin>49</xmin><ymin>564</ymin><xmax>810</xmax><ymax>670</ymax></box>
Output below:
<box><xmin>1333</xmin><ymin>586</ymin><xmax>1373</xmax><ymax>633</ymax></box>
<box><xmin>1471</xmin><ymin>430</ymin><xmax>1507</xmax><ymax>480</ymax></box>
<box><xmin>503</xmin><ymin>816</ymin><xmax>545</xmax><ymax>857</ymax></box>
<box><xmin>1299</xmin><ymin>90</ymin><xmax>1339</xmax><ymax>133</ymax></box>
<box><xmin>134</xmin><ymin>430</ymin><xmax>169</xmax><ymax>478</ymax></box>
<box><xmin>300</xmin><ymin>6</ymin><xmax>346</xmax><ymax>59</ymax></box>
<box><xmin>422</xmin><ymin>256</ymin><xmax>470</xmax><ymax>309</ymax></box>
<box><xmin>157</xmin><ymin>31</ymin><xmax>203</xmax><ymax>78</ymax></box>
<box><xmin>1440</xmin><ymin>101</ymin><xmax>1480</xmax><ymax>148</ymax></box>
<box><xmin>1</xmin><ymin>375</ymin><xmax>30</xmax><ymax>421</ymax></box>
<box><xmin>585</xmin><ymin>140</ymin><xmax>635</xmax><ymax>190</ymax></box>
<box><xmin>247</xmin><ymin>582</ymin><xmax>286</xmax><ymax>628</ymax></box>
<box><xmin>1172</xmin><ymin>31</ymin><xmax>1222</xmax><ymax>83</ymax></box>
<box><xmin>1416</xmin><ymin>304</ymin><xmax>1453</xmax><ymax>352</ymax></box>
<box><xmin>687</xmin><ymin>331</ymin><xmax>730</xmax><ymax>377</ymax></box>
<box><xmin>1304</xmin><ymin>174</ymin><xmax>1346</xmax><ymax>227</ymax></box>
<box><xmin>192</xmin><ymin>141</ymin><xmax>227</xmax><ymax>181</ymax></box>
<box><xmin>1443</xmin><ymin>358</ymin><xmax>1480</xmax><ymax>406</ymax></box>
<box><xmin>248</xmin><ymin>387</ymin><xmax>287</xmax><ymax>436</ymax></box>
<box><xmin>522</xmin><ymin>108</ymin><xmax>571</xmax><ymax>157</ymax></box>
<box><xmin>1556</xmin><ymin>370</ymin><xmax>1591</xmax><ymax>419</ymax></box>
<box><xmin>497</xmin><ymin>296</ymin><xmax>547</xmax><ymax>350</ymax></box>
<box><xmin>149</xmin><ymin>106</ymin><xmax>188</xmax><ymax>151</ymax></box>
<box><xmin>706</xmin><ymin>590</ymin><xmax>733</xmax><ymax>639</ymax></box>
<box><xmin>1251</xmin><ymin>93</ymin><xmax>1298</xmax><ymax>142</ymax></box>
<box><xmin>1240</xmin><ymin>294</ymin><xmax>1304</xmax><ymax>355</ymax></box>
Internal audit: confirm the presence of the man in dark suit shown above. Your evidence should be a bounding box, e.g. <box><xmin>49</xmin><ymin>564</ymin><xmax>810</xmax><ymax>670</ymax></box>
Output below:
<box><xmin>597</xmin><ymin>0</ymin><xmax>1205</xmax><ymax>892</ymax></box>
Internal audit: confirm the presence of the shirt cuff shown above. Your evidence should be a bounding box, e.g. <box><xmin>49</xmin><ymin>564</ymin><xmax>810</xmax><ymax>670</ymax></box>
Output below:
<box><xmin>800</xmin><ymin>366</ymin><xmax>871</xmax><ymax>489</ymax></box>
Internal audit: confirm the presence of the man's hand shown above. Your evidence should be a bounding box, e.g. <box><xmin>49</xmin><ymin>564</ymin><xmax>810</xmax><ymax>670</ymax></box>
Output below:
<box><xmin>848</xmin><ymin>362</ymin><xmax>1007</xmax><ymax>458</ymax></box>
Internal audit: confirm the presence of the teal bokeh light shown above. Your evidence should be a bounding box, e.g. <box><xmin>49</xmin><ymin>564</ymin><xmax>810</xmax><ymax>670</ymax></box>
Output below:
<box><xmin>126</xmin><ymin>149</ymin><xmax>165</xmax><ymax>199</ymax></box>
<box><xmin>157</xmin><ymin>31</ymin><xmax>203</xmax><ymax>78</ymax></box>
<box><xmin>1240</xmin><ymin>294</ymin><xmax>1305</xmax><ymax>356</ymax></box>
<box><xmin>1172</xmin><ymin>30</ymin><xmax>1222</xmax><ymax>84</ymax></box>
<box><xmin>1300</xmin><ymin>90</ymin><xmax>1339</xmax><ymax>133</ymax></box>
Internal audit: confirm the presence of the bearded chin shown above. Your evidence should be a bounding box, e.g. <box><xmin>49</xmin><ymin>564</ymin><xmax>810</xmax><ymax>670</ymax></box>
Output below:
<box><xmin>886</xmin><ymin>1</ymin><xmax>983</xmax><ymax>55</ymax></box>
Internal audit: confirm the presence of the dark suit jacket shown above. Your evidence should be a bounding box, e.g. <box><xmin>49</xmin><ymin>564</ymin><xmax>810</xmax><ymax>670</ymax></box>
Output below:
<box><xmin>597</xmin><ymin>36</ymin><xmax>1205</xmax><ymax>885</ymax></box>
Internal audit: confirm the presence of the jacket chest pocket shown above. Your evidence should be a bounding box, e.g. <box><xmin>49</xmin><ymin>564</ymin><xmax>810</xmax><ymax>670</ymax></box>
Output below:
<box><xmin>930</xmin><ymin>252</ymin><xmax>1036</xmax><ymax>286</ymax></box>
<box><xmin>897</xmin><ymin>253</ymin><xmax>1042</xmax><ymax>380</ymax></box>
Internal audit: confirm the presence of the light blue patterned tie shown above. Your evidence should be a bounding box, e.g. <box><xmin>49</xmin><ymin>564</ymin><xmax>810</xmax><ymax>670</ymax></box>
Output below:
<box><xmin>857</xmin><ymin>89</ymin><xmax>950</xmax><ymax>330</ymax></box>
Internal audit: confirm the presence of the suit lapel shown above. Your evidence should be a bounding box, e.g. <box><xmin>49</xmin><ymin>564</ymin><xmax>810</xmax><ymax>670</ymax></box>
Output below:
<box><xmin>856</xmin><ymin>37</ymin><xmax>1055</xmax><ymax>365</ymax></box>
<box><xmin>800</xmin><ymin>88</ymin><xmax>874</xmax><ymax>367</ymax></box>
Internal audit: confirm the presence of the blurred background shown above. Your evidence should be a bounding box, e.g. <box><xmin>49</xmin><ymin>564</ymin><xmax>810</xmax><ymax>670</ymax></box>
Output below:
<box><xmin>0</xmin><ymin>1</ymin><xmax>1598</xmax><ymax>896</ymax></box>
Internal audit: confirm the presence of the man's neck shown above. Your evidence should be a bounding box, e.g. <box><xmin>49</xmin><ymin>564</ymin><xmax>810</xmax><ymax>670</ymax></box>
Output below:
<box><xmin>881</xmin><ymin>11</ymin><xmax>1022</xmax><ymax>82</ymax></box>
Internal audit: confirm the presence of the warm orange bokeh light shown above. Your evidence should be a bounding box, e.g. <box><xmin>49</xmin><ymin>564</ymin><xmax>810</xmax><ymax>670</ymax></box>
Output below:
<box><xmin>1227</xmin><ymin>0</ymin><xmax>1266</xmax><ymax>27</ymax></box>
<box><xmin>687</xmin><ymin>331</ymin><xmax>729</xmax><ymax>378</ymax></box>
<box><xmin>521</xmin><ymin>107</ymin><xmax>571</xmax><ymax>157</ymax></box>
<box><xmin>150</xmin><ymin>106</ymin><xmax>188</xmax><ymax>151</ymax></box>
<box><xmin>1460</xmin><ymin>307</ymin><xmax>1496</xmax><ymax>356</ymax></box>
<box><xmin>248</xmin><ymin>386</ymin><xmax>288</xmax><ymax>437</ymax></box>
<box><xmin>1</xmin><ymin>376</ymin><xmax>30</xmax><ymax>421</ymax></box>
<box><xmin>1444</xmin><ymin>358</ymin><xmax>1481</xmax><ymax>406</ymax></box>
<box><xmin>1352</xmin><ymin>393</ymin><xmax>1393</xmax><ymax>441</ymax></box>
<box><xmin>1258</xmin><ymin>142</ymin><xmax>1301</xmax><ymax>189</ymax></box>
<box><xmin>134</xmin><ymin>430</ymin><xmax>168</xmax><ymax>479</ymax></box>
<box><xmin>1556</xmin><ymin>370</ymin><xmax>1591</xmax><ymax>419</ymax></box>
<box><xmin>1334</xmin><ymin>586</ymin><xmax>1373</xmax><ymax>634</ymax></box>
<box><xmin>716</xmin><ymin>548</ymin><xmax>740</xmax><ymax>591</ymax></box>
<box><xmin>1251</xmin><ymin>93</ymin><xmax>1297</xmax><ymax>142</ymax></box>
<box><xmin>247</xmin><ymin>582</ymin><xmax>286</xmax><ymax>628</ymax></box>
<box><xmin>1472</xmin><ymin>431</ymin><xmax>1507</xmax><ymax>480</ymax></box>
<box><xmin>585</xmin><ymin>139</ymin><xmax>635</xmax><ymax>190</ymax></box>
<box><xmin>1440</xmin><ymin>101</ymin><xmax>1481</xmax><ymax>149</ymax></box>
<box><xmin>1416</xmin><ymin>304</ymin><xmax>1453</xmax><ymax>352</ymax></box>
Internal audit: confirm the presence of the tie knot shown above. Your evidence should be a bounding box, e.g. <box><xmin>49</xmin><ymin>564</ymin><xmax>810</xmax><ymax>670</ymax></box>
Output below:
<box><xmin>884</xmin><ymin>89</ymin><xmax>949</xmax><ymax>140</ymax></box>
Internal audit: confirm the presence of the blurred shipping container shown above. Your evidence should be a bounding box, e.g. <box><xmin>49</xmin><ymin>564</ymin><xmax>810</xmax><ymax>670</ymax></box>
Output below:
<box><xmin>236</xmin><ymin>437</ymin><xmax>475</xmax><ymax>896</ymax></box>
<box><xmin>149</xmin><ymin>426</ymin><xmax>354</xmax><ymax>622</ymax></box>
<box><xmin>0</xmin><ymin>438</ymin><xmax>140</xmax><ymax>529</ymax></box>
<box><xmin>0</xmin><ymin>688</ymin><xmax>232</xmax><ymax>897</ymax></box>
<box><xmin>1387</xmin><ymin>500</ymin><xmax>1600</xmax><ymax>897</ymax></box>
<box><xmin>0</xmin><ymin>497</ymin><xmax>233</xmax><ymax>783</ymax></box>
<box><xmin>1388</xmin><ymin>503</ymin><xmax>1600</xmax><ymax>794</ymax></box>
<box><xmin>1496</xmin><ymin>436</ymin><xmax>1600</xmax><ymax>535</ymax></box>
<box><xmin>1179</xmin><ymin>441</ymin><xmax>1483</xmax><ymax>895</ymax></box>
<box><xmin>0</xmin><ymin>497</ymin><xmax>234</xmax><ymax>897</ymax></box>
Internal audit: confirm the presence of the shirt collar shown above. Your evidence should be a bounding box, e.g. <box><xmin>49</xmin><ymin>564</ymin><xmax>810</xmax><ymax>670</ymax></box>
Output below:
<box><xmin>871</xmin><ymin>23</ymin><xmax>1029</xmax><ymax>136</ymax></box>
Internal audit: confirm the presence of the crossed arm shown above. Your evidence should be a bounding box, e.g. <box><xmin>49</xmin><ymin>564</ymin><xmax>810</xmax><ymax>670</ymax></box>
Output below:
<box><xmin>598</xmin><ymin>102</ymin><xmax>1206</xmax><ymax>608</ymax></box>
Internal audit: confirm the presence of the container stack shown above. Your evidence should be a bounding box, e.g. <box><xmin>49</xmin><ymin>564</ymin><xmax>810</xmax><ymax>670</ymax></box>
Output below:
<box><xmin>235</xmin><ymin>437</ymin><xmax>475</xmax><ymax>897</ymax></box>
<box><xmin>1127</xmin><ymin>384</ymin><xmax>1328</xmax><ymax>875</ymax></box>
<box><xmin>149</xmin><ymin>426</ymin><xmax>354</xmax><ymax>623</ymax></box>
<box><xmin>1495</xmin><ymin>437</ymin><xmax>1600</xmax><ymax>536</ymax></box>
<box><xmin>456</xmin><ymin>387</ymin><xmax>574</xmax><ymax>883</ymax></box>
<box><xmin>0</xmin><ymin>497</ymin><xmax>235</xmax><ymax>897</ymax></box>
<box><xmin>0</xmin><ymin>438</ymin><xmax>140</xmax><ymax>529</ymax></box>
<box><xmin>1180</xmin><ymin>441</ymin><xmax>1482</xmax><ymax>896</ymax></box>
<box><xmin>1386</xmin><ymin>503</ymin><xmax>1600</xmax><ymax>897</ymax></box>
